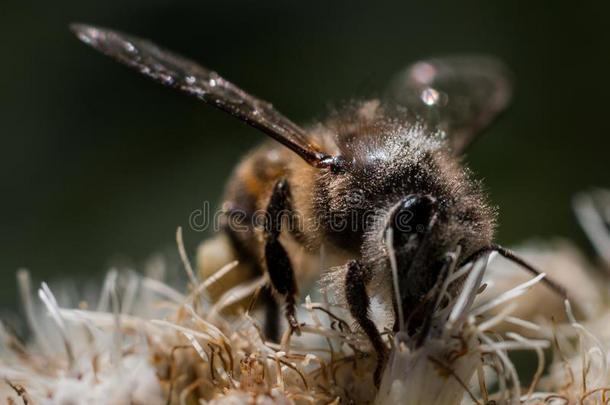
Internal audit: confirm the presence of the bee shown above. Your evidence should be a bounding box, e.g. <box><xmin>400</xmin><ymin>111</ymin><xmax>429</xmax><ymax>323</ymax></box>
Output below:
<box><xmin>72</xmin><ymin>24</ymin><xmax>566</xmax><ymax>386</ymax></box>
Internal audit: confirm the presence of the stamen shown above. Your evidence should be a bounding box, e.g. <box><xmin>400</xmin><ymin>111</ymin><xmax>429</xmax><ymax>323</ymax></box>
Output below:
<box><xmin>176</xmin><ymin>226</ymin><xmax>198</xmax><ymax>286</ymax></box>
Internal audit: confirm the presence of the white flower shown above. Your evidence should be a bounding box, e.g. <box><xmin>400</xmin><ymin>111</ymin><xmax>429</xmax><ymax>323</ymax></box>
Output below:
<box><xmin>3</xmin><ymin>190</ymin><xmax>610</xmax><ymax>404</ymax></box>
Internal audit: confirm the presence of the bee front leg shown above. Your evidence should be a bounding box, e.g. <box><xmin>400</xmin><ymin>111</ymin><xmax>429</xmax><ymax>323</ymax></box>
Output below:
<box><xmin>345</xmin><ymin>259</ymin><xmax>388</xmax><ymax>388</ymax></box>
<box><xmin>263</xmin><ymin>178</ymin><xmax>300</xmax><ymax>335</ymax></box>
<box><xmin>261</xmin><ymin>285</ymin><xmax>280</xmax><ymax>342</ymax></box>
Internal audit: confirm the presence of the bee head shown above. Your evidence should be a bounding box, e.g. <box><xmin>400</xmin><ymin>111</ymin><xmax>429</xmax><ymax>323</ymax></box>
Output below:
<box><xmin>386</xmin><ymin>194</ymin><xmax>440</xmax><ymax>324</ymax></box>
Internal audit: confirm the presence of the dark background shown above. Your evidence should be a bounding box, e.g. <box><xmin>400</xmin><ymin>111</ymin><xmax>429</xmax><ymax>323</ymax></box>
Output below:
<box><xmin>1</xmin><ymin>0</ymin><xmax>608</xmax><ymax>309</ymax></box>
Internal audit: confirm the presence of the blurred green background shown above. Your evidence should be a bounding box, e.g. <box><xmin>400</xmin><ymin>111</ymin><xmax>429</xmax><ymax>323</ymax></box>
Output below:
<box><xmin>1</xmin><ymin>0</ymin><xmax>608</xmax><ymax>310</ymax></box>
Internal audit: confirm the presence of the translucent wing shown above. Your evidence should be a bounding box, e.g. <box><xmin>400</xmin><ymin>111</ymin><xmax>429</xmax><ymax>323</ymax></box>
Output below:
<box><xmin>386</xmin><ymin>56</ymin><xmax>513</xmax><ymax>155</ymax></box>
<box><xmin>71</xmin><ymin>24</ymin><xmax>334</xmax><ymax>168</ymax></box>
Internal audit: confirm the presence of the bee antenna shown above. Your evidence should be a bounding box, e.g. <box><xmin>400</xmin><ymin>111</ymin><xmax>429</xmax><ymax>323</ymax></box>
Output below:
<box><xmin>471</xmin><ymin>244</ymin><xmax>568</xmax><ymax>299</ymax></box>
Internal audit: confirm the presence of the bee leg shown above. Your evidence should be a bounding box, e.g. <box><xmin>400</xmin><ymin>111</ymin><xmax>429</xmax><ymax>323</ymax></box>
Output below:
<box><xmin>261</xmin><ymin>285</ymin><xmax>280</xmax><ymax>342</ymax></box>
<box><xmin>264</xmin><ymin>178</ymin><xmax>300</xmax><ymax>335</ymax></box>
<box><xmin>345</xmin><ymin>259</ymin><xmax>388</xmax><ymax>388</ymax></box>
<box><xmin>220</xmin><ymin>227</ymin><xmax>282</xmax><ymax>341</ymax></box>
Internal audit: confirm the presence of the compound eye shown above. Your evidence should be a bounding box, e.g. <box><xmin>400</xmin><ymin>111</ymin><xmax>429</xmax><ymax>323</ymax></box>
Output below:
<box><xmin>390</xmin><ymin>194</ymin><xmax>437</xmax><ymax>236</ymax></box>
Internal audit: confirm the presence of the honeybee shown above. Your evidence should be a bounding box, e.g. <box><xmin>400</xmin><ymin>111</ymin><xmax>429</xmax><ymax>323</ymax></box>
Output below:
<box><xmin>72</xmin><ymin>24</ymin><xmax>566</xmax><ymax>385</ymax></box>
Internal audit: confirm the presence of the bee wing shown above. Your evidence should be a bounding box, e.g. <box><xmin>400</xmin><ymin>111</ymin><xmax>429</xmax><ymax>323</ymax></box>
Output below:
<box><xmin>71</xmin><ymin>24</ymin><xmax>333</xmax><ymax>168</ymax></box>
<box><xmin>386</xmin><ymin>56</ymin><xmax>513</xmax><ymax>155</ymax></box>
